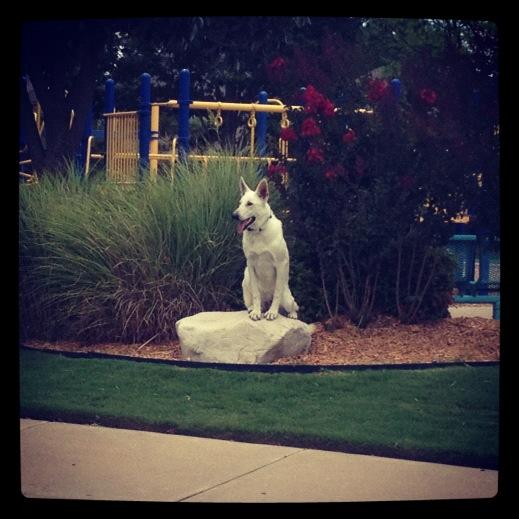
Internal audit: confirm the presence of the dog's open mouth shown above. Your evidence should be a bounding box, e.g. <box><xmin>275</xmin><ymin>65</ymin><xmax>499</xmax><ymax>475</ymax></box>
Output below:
<box><xmin>237</xmin><ymin>216</ymin><xmax>255</xmax><ymax>234</ymax></box>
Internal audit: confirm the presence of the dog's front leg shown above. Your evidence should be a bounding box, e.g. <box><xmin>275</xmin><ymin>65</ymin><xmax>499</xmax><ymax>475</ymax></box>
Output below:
<box><xmin>264</xmin><ymin>259</ymin><xmax>288</xmax><ymax>320</ymax></box>
<box><xmin>246</xmin><ymin>261</ymin><xmax>263</xmax><ymax>321</ymax></box>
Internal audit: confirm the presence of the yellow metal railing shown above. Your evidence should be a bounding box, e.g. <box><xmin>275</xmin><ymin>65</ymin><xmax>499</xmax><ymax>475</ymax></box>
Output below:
<box><xmin>20</xmin><ymin>88</ymin><xmax>303</xmax><ymax>184</ymax></box>
<box><xmin>144</xmin><ymin>99</ymin><xmax>300</xmax><ymax>179</ymax></box>
<box><xmin>153</xmin><ymin>99</ymin><xmax>299</xmax><ymax>113</ymax></box>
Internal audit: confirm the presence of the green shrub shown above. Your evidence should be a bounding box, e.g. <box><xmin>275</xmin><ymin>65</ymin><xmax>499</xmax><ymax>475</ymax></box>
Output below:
<box><xmin>264</xmin><ymin>59</ymin><xmax>466</xmax><ymax>326</ymax></box>
<box><xmin>376</xmin><ymin>241</ymin><xmax>456</xmax><ymax>322</ymax></box>
<box><xmin>19</xmin><ymin>153</ymin><xmax>266</xmax><ymax>343</ymax></box>
<box><xmin>284</xmin><ymin>232</ymin><xmax>328</xmax><ymax>324</ymax></box>
<box><xmin>284</xmin><ymin>227</ymin><xmax>456</xmax><ymax>325</ymax></box>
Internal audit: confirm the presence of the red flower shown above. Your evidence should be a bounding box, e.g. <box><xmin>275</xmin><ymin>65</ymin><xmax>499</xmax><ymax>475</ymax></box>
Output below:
<box><xmin>303</xmin><ymin>102</ymin><xmax>316</xmax><ymax>115</ymax></box>
<box><xmin>301</xmin><ymin>85</ymin><xmax>324</xmax><ymax>113</ymax></box>
<box><xmin>267</xmin><ymin>162</ymin><xmax>287</xmax><ymax>178</ymax></box>
<box><xmin>301</xmin><ymin>84</ymin><xmax>320</xmax><ymax>101</ymax></box>
<box><xmin>280</xmin><ymin>127</ymin><xmax>297</xmax><ymax>142</ymax></box>
<box><xmin>420</xmin><ymin>88</ymin><xmax>438</xmax><ymax>105</ymax></box>
<box><xmin>324</xmin><ymin>164</ymin><xmax>345</xmax><ymax>181</ymax></box>
<box><xmin>324</xmin><ymin>169</ymin><xmax>338</xmax><ymax>181</ymax></box>
<box><xmin>342</xmin><ymin>128</ymin><xmax>357</xmax><ymax>144</ymax></box>
<box><xmin>301</xmin><ymin>84</ymin><xmax>336</xmax><ymax>116</ymax></box>
<box><xmin>266</xmin><ymin>57</ymin><xmax>287</xmax><ymax>82</ymax></box>
<box><xmin>301</xmin><ymin>117</ymin><xmax>321</xmax><ymax>137</ymax></box>
<box><xmin>321</xmin><ymin>99</ymin><xmax>335</xmax><ymax>117</ymax></box>
<box><xmin>367</xmin><ymin>78</ymin><xmax>390</xmax><ymax>103</ymax></box>
<box><xmin>306</xmin><ymin>147</ymin><xmax>325</xmax><ymax>164</ymax></box>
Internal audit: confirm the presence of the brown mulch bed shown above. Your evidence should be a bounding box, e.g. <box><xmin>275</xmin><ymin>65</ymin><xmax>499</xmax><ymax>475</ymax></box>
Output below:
<box><xmin>22</xmin><ymin>315</ymin><xmax>499</xmax><ymax>366</ymax></box>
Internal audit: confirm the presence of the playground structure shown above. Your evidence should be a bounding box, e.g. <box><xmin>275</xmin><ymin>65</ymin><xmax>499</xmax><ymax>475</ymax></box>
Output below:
<box><xmin>103</xmin><ymin>70</ymin><xmax>300</xmax><ymax>182</ymax></box>
<box><xmin>20</xmin><ymin>69</ymin><xmax>300</xmax><ymax>183</ymax></box>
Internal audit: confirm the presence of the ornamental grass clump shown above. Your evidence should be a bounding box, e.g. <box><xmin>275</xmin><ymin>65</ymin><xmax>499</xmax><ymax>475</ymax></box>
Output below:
<box><xmin>19</xmin><ymin>153</ymin><xmax>263</xmax><ymax>343</ymax></box>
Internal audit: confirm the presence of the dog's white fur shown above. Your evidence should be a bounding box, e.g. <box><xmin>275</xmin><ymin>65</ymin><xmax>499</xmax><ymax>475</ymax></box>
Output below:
<box><xmin>232</xmin><ymin>177</ymin><xmax>299</xmax><ymax>321</ymax></box>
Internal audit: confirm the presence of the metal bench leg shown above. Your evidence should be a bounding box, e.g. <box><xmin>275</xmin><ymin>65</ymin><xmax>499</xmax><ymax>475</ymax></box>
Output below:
<box><xmin>493</xmin><ymin>300</ymin><xmax>500</xmax><ymax>320</ymax></box>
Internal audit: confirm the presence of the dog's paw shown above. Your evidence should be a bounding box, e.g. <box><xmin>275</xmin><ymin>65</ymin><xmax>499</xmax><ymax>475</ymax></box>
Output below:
<box><xmin>249</xmin><ymin>310</ymin><xmax>262</xmax><ymax>321</ymax></box>
<box><xmin>264</xmin><ymin>310</ymin><xmax>279</xmax><ymax>320</ymax></box>
<box><xmin>287</xmin><ymin>312</ymin><xmax>298</xmax><ymax>320</ymax></box>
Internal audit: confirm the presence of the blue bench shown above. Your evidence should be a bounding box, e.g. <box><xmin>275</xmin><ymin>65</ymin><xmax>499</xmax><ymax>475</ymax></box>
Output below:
<box><xmin>452</xmin><ymin>295</ymin><xmax>500</xmax><ymax>320</ymax></box>
<box><xmin>446</xmin><ymin>234</ymin><xmax>500</xmax><ymax>319</ymax></box>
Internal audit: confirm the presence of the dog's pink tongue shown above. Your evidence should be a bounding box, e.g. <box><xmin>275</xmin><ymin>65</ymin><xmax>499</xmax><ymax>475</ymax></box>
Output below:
<box><xmin>237</xmin><ymin>221</ymin><xmax>246</xmax><ymax>234</ymax></box>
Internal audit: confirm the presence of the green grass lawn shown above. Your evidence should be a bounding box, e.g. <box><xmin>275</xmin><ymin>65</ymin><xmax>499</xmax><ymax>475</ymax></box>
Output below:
<box><xmin>19</xmin><ymin>349</ymin><xmax>499</xmax><ymax>468</ymax></box>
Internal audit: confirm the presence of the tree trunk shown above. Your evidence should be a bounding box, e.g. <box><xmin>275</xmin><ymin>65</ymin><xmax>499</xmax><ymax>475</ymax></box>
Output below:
<box><xmin>20</xmin><ymin>20</ymin><xmax>107</xmax><ymax>176</ymax></box>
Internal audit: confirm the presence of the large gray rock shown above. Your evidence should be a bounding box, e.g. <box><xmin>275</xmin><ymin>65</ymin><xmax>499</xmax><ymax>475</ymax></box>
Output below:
<box><xmin>175</xmin><ymin>311</ymin><xmax>312</xmax><ymax>364</ymax></box>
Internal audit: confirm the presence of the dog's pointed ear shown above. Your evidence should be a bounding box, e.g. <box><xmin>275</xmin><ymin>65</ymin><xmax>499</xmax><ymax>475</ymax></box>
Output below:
<box><xmin>255</xmin><ymin>178</ymin><xmax>269</xmax><ymax>201</ymax></box>
<box><xmin>239</xmin><ymin>176</ymin><xmax>252</xmax><ymax>196</ymax></box>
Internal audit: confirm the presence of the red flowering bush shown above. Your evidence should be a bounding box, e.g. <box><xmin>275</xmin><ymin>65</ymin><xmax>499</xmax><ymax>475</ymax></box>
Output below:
<box><xmin>321</xmin><ymin>99</ymin><xmax>336</xmax><ymax>117</ymax></box>
<box><xmin>306</xmin><ymin>146</ymin><xmax>325</xmax><ymax>163</ymax></box>
<box><xmin>367</xmin><ymin>78</ymin><xmax>390</xmax><ymax>102</ymax></box>
<box><xmin>301</xmin><ymin>85</ymin><xmax>323</xmax><ymax>111</ymax></box>
<box><xmin>273</xmin><ymin>77</ymin><xmax>458</xmax><ymax>325</ymax></box>
<box><xmin>324</xmin><ymin>164</ymin><xmax>345</xmax><ymax>181</ymax></box>
<box><xmin>324</xmin><ymin>169</ymin><xmax>338</xmax><ymax>181</ymax></box>
<box><xmin>263</xmin><ymin>29</ymin><xmax>497</xmax><ymax>326</ymax></box>
<box><xmin>342</xmin><ymin>128</ymin><xmax>357</xmax><ymax>144</ymax></box>
<box><xmin>300</xmin><ymin>117</ymin><xmax>322</xmax><ymax>137</ymax></box>
<box><xmin>272</xmin><ymin>73</ymin><xmax>461</xmax><ymax>325</ymax></box>
<box><xmin>280</xmin><ymin>127</ymin><xmax>297</xmax><ymax>142</ymax></box>
<box><xmin>267</xmin><ymin>161</ymin><xmax>288</xmax><ymax>182</ymax></box>
<box><xmin>275</xmin><ymin>84</ymin><xmax>361</xmax><ymax>185</ymax></box>
<box><xmin>301</xmin><ymin>85</ymin><xmax>336</xmax><ymax>116</ymax></box>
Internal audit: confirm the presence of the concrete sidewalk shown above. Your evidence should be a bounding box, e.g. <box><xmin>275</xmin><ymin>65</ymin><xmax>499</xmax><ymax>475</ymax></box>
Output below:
<box><xmin>20</xmin><ymin>419</ymin><xmax>498</xmax><ymax>503</ymax></box>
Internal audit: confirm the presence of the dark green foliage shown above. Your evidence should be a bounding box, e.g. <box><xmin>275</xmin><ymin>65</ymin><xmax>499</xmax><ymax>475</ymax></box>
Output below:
<box><xmin>376</xmin><ymin>242</ymin><xmax>456</xmax><ymax>322</ymax></box>
<box><xmin>263</xmin><ymin>20</ymin><xmax>497</xmax><ymax>326</ymax></box>
<box><xmin>284</xmin><ymin>232</ymin><xmax>328</xmax><ymax>323</ymax></box>
<box><xmin>21</xmin><ymin>18</ymin><xmax>498</xmax><ymax>331</ymax></box>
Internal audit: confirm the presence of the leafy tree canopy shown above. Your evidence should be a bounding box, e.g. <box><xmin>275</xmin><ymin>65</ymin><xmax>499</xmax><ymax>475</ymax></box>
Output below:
<box><xmin>20</xmin><ymin>16</ymin><xmax>499</xmax><ymax>240</ymax></box>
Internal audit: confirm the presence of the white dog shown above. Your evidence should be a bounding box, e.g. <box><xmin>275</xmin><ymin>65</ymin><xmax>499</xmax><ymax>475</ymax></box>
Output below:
<box><xmin>232</xmin><ymin>176</ymin><xmax>299</xmax><ymax>321</ymax></box>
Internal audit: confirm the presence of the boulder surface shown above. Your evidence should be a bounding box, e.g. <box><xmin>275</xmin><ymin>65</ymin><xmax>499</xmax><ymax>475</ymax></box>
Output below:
<box><xmin>175</xmin><ymin>311</ymin><xmax>312</xmax><ymax>364</ymax></box>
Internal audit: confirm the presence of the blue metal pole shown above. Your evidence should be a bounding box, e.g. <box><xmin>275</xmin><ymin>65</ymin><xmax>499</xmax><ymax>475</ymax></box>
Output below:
<box><xmin>178</xmin><ymin>69</ymin><xmax>191</xmax><ymax>159</ymax></box>
<box><xmin>257</xmin><ymin>91</ymin><xmax>268</xmax><ymax>157</ymax></box>
<box><xmin>390</xmin><ymin>78</ymin><xmax>401</xmax><ymax>100</ymax></box>
<box><xmin>493</xmin><ymin>299</ymin><xmax>500</xmax><ymax>320</ymax></box>
<box><xmin>478</xmin><ymin>233</ymin><xmax>490</xmax><ymax>289</ymax></box>
<box><xmin>104</xmin><ymin>78</ymin><xmax>115</xmax><ymax>114</ymax></box>
<box><xmin>103</xmin><ymin>78</ymin><xmax>115</xmax><ymax>164</ymax></box>
<box><xmin>139</xmin><ymin>73</ymin><xmax>151</xmax><ymax>174</ymax></box>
